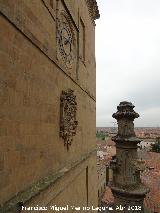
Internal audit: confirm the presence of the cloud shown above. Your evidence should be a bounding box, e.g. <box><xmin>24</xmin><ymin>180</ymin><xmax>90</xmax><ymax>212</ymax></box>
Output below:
<box><xmin>96</xmin><ymin>0</ymin><xmax>160</xmax><ymax>127</ymax></box>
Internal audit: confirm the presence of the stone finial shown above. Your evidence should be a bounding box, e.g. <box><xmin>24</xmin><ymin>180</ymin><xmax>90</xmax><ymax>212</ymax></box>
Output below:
<box><xmin>112</xmin><ymin>101</ymin><xmax>139</xmax><ymax>120</ymax></box>
<box><xmin>112</xmin><ymin>101</ymin><xmax>140</xmax><ymax>139</ymax></box>
<box><xmin>110</xmin><ymin>102</ymin><xmax>149</xmax><ymax>213</ymax></box>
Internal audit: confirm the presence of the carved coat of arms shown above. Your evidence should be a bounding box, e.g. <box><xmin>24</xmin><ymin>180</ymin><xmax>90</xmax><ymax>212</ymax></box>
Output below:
<box><xmin>60</xmin><ymin>89</ymin><xmax>78</xmax><ymax>149</ymax></box>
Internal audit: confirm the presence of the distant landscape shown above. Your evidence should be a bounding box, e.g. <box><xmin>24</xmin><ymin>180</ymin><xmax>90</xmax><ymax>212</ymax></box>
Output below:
<box><xmin>96</xmin><ymin>127</ymin><xmax>160</xmax><ymax>139</ymax></box>
<box><xmin>96</xmin><ymin>126</ymin><xmax>160</xmax><ymax>211</ymax></box>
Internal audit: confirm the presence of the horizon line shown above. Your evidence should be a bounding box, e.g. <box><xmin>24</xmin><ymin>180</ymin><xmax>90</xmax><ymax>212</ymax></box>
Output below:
<box><xmin>96</xmin><ymin>126</ymin><xmax>160</xmax><ymax>128</ymax></box>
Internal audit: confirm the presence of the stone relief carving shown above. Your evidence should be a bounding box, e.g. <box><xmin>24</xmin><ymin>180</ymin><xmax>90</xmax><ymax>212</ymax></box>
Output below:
<box><xmin>57</xmin><ymin>10</ymin><xmax>76</xmax><ymax>69</ymax></box>
<box><xmin>133</xmin><ymin>159</ymin><xmax>146</xmax><ymax>172</ymax></box>
<box><xmin>85</xmin><ymin>0</ymin><xmax>100</xmax><ymax>23</ymax></box>
<box><xmin>60</xmin><ymin>89</ymin><xmax>78</xmax><ymax>149</ymax></box>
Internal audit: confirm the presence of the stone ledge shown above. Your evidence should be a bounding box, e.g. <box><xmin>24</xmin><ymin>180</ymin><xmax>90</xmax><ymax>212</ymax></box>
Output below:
<box><xmin>111</xmin><ymin>184</ymin><xmax>150</xmax><ymax>198</ymax></box>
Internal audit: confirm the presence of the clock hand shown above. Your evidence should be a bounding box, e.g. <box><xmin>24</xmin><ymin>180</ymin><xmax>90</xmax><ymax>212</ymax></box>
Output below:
<box><xmin>64</xmin><ymin>39</ymin><xmax>69</xmax><ymax>45</ymax></box>
<box><xmin>64</xmin><ymin>38</ymin><xmax>72</xmax><ymax>45</ymax></box>
<box><xmin>62</xmin><ymin>35</ymin><xmax>69</xmax><ymax>44</ymax></box>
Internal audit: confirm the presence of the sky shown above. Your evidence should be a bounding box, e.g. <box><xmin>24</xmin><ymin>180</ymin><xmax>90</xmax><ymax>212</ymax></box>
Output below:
<box><xmin>95</xmin><ymin>0</ymin><xmax>160</xmax><ymax>127</ymax></box>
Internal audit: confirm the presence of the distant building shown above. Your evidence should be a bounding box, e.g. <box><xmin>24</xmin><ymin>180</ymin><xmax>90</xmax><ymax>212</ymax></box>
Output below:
<box><xmin>138</xmin><ymin>141</ymin><xmax>155</xmax><ymax>151</ymax></box>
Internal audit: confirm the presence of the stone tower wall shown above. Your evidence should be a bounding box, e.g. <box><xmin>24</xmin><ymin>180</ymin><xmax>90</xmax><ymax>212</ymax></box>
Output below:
<box><xmin>0</xmin><ymin>0</ymin><xmax>99</xmax><ymax>211</ymax></box>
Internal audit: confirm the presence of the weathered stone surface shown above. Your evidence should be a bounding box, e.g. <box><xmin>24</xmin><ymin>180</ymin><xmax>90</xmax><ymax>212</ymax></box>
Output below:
<box><xmin>110</xmin><ymin>102</ymin><xmax>149</xmax><ymax>213</ymax></box>
<box><xmin>0</xmin><ymin>0</ymin><xmax>99</xmax><ymax>211</ymax></box>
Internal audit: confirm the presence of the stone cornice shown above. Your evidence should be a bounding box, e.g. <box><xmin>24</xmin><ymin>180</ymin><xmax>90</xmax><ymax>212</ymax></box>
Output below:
<box><xmin>111</xmin><ymin>184</ymin><xmax>150</xmax><ymax>198</ymax></box>
<box><xmin>86</xmin><ymin>0</ymin><xmax>100</xmax><ymax>23</ymax></box>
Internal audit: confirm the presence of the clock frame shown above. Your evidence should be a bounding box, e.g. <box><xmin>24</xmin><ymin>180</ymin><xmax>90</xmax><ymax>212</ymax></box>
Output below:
<box><xmin>57</xmin><ymin>11</ymin><xmax>75</xmax><ymax>69</ymax></box>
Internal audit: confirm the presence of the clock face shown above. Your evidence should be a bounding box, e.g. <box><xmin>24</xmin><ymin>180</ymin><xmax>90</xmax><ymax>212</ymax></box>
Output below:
<box><xmin>57</xmin><ymin>12</ymin><xmax>75</xmax><ymax>69</ymax></box>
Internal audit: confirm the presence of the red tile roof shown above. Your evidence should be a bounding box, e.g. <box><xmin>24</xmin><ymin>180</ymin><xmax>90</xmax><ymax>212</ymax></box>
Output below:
<box><xmin>101</xmin><ymin>151</ymin><xmax>160</xmax><ymax>212</ymax></box>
